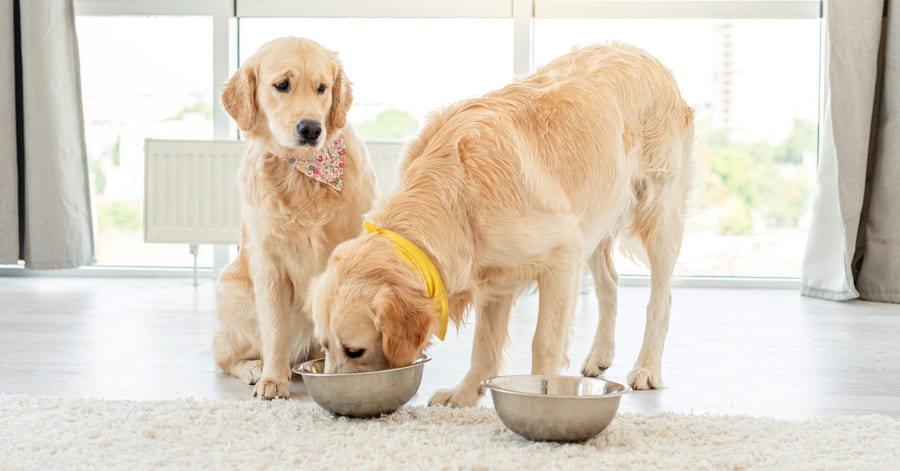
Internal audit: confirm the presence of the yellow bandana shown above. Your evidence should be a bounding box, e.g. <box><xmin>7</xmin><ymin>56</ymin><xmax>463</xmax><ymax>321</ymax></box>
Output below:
<box><xmin>364</xmin><ymin>221</ymin><xmax>449</xmax><ymax>341</ymax></box>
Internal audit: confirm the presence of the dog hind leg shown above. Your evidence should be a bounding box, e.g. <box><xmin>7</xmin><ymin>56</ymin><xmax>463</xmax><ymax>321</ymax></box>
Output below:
<box><xmin>627</xmin><ymin>132</ymin><xmax>690</xmax><ymax>390</ymax></box>
<box><xmin>213</xmin><ymin>331</ymin><xmax>262</xmax><ymax>385</ymax></box>
<box><xmin>213</xmin><ymin>270</ymin><xmax>263</xmax><ymax>385</ymax></box>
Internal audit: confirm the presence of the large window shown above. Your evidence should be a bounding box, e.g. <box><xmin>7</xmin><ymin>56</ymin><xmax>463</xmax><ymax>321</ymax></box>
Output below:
<box><xmin>71</xmin><ymin>0</ymin><xmax>822</xmax><ymax>279</ymax></box>
<box><xmin>76</xmin><ymin>16</ymin><xmax>214</xmax><ymax>267</ymax></box>
<box><xmin>535</xmin><ymin>18</ymin><xmax>820</xmax><ymax>277</ymax></box>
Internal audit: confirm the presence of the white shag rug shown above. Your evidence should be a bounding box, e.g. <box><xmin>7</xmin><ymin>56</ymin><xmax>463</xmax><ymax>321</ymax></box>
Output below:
<box><xmin>2</xmin><ymin>396</ymin><xmax>899</xmax><ymax>470</ymax></box>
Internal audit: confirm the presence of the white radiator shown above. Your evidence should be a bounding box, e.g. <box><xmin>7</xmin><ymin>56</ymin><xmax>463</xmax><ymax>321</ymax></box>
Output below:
<box><xmin>143</xmin><ymin>139</ymin><xmax>247</xmax><ymax>245</ymax></box>
<box><xmin>143</xmin><ymin>138</ymin><xmax>406</xmax><ymax>246</ymax></box>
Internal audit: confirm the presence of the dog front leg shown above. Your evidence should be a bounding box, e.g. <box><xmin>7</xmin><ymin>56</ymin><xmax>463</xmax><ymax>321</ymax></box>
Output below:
<box><xmin>581</xmin><ymin>239</ymin><xmax>618</xmax><ymax>376</ymax></box>
<box><xmin>532</xmin><ymin>254</ymin><xmax>580</xmax><ymax>375</ymax></box>
<box><xmin>429</xmin><ymin>294</ymin><xmax>514</xmax><ymax>408</ymax></box>
<box><xmin>251</xmin><ymin>261</ymin><xmax>293</xmax><ymax>399</ymax></box>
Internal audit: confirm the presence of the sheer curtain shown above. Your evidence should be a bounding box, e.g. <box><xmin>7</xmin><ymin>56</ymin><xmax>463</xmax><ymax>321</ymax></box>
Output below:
<box><xmin>802</xmin><ymin>0</ymin><xmax>899</xmax><ymax>303</ymax></box>
<box><xmin>0</xmin><ymin>0</ymin><xmax>95</xmax><ymax>269</ymax></box>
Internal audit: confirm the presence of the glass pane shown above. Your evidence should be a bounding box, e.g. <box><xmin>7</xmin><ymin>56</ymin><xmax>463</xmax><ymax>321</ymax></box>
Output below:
<box><xmin>238</xmin><ymin>18</ymin><xmax>514</xmax><ymax>141</ymax></box>
<box><xmin>76</xmin><ymin>16</ymin><xmax>214</xmax><ymax>267</ymax></box>
<box><xmin>535</xmin><ymin>19</ymin><xmax>820</xmax><ymax>277</ymax></box>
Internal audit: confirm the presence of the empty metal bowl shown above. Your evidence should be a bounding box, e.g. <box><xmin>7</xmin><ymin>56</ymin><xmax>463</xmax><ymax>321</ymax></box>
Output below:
<box><xmin>482</xmin><ymin>375</ymin><xmax>627</xmax><ymax>442</ymax></box>
<box><xmin>294</xmin><ymin>355</ymin><xmax>430</xmax><ymax>418</ymax></box>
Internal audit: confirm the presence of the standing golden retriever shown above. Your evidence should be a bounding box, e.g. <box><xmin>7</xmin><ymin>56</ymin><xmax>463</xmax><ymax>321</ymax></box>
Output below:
<box><xmin>213</xmin><ymin>37</ymin><xmax>377</xmax><ymax>399</ymax></box>
<box><xmin>310</xmin><ymin>43</ymin><xmax>693</xmax><ymax>407</ymax></box>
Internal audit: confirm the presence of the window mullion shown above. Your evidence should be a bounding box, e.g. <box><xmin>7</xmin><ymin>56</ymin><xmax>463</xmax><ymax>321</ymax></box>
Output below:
<box><xmin>512</xmin><ymin>0</ymin><xmax>534</xmax><ymax>77</ymax></box>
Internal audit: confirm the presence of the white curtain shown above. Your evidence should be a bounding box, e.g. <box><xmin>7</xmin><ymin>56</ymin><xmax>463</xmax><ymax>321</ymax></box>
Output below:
<box><xmin>0</xmin><ymin>0</ymin><xmax>95</xmax><ymax>269</ymax></box>
<box><xmin>803</xmin><ymin>0</ymin><xmax>899</xmax><ymax>303</ymax></box>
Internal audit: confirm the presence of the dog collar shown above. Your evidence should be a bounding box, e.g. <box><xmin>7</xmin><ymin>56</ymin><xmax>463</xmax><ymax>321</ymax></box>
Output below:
<box><xmin>282</xmin><ymin>134</ymin><xmax>345</xmax><ymax>191</ymax></box>
<box><xmin>364</xmin><ymin>221</ymin><xmax>449</xmax><ymax>341</ymax></box>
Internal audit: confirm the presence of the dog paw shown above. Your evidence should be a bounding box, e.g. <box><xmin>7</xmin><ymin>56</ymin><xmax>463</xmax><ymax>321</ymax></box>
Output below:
<box><xmin>253</xmin><ymin>377</ymin><xmax>290</xmax><ymax>399</ymax></box>
<box><xmin>627</xmin><ymin>366</ymin><xmax>662</xmax><ymax>390</ymax></box>
<box><xmin>240</xmin><ymin>360</ymin><xmax>263</xmax><ymax>385</ymax></box>
<box><xmin>428</xmin><ymin>386</ymin><xmax>480</xmax><ymax>408</ymax></box>
<box><xmin>580</xmin><ymin>349</ymin><xmax>613</xmax><ymax>377</ymax></box>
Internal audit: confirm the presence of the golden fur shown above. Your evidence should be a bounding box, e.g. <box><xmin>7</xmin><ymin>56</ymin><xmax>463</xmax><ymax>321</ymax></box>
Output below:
<box><xmin>213</xmin><ymin>37</ymin><xmax>377</xmax><ymax>399</ymax></box>
<box><xmin>311</xmin><ymin>43</ymin><xmax>694</xmax><ymax>407</ymax></box>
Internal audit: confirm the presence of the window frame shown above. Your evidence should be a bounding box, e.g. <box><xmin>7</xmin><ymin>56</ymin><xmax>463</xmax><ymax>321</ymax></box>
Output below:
<box><xmin>30</xmin><ymin>0</ymin><xmax>821</xmax><ymax>284</ymax></box>
<box><xmin>534</xmin><ymin>1</ymin><xmax>820</xmax><ymax>19</ymax></box>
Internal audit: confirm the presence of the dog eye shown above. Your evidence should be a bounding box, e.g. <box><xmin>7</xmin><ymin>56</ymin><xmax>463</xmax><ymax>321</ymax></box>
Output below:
<box><xmin>317</xmin><ymin>83</ymin><xmax>327</xmax><ymax>95</ymax></box>
<box><xmin>273</xmin><ymin>79</ymin><xmax>289</xmax><ymax>92</ymax></box>
<box><xmin>344</xmin><ymin>347</ymin><xmax>365</xmax><ymax>359</ymax></box>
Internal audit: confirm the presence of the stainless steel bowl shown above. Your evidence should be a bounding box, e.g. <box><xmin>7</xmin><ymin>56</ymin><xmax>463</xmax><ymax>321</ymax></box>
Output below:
<box><xmin>482</xmin><ymin>375</ymin><xmax>627</xmax><ymax>442</ymax></box>
<box><xmin>294</xmin><ymin>355</ymin><xmax>430</xmax><ymax>418</ymax></box>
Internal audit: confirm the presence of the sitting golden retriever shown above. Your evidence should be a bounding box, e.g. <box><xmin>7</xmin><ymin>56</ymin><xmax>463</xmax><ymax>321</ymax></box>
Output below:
<box><xmin>212</xmin><ymin>37</ymin><xmax>377</xmax><ymax>399</ymax></box>
<box><xmin>311</xmin><ymin>43</ymin><xmax>693</xmax><ymax>407</ymax></box>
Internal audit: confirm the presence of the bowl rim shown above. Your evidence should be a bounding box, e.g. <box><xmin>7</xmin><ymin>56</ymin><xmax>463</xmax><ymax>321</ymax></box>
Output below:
<box><xmin>293</xmin><ymin>354</ymin><xmax>431</xmax><ymax>377</ymax></box>
<box><xmin>481</xmin><ymin>374</ymin><xmax>629</xmax><ymax>399</ymax></box>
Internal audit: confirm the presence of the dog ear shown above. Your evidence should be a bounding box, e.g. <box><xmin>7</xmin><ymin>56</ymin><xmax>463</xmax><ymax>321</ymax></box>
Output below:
<box><xmin>328</xmin><ymin>64</ymin><xmax>353</xmax><ymax>132</ymax></box>
<box><xmin>222</xmin><ymin>64</ymin><xmax>257</xmax><ymax>131</ymax></box>
<box><xmin>372</xmin><ymin>284</ymin><xmax>434</xmax><ymax>368</ymax></box>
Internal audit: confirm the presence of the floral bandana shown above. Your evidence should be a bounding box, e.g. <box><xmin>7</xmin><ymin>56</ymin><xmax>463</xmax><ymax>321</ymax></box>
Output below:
<box><xmin>282</xmin><ymin>134</ymin><xmax>345</xmax><ymax>191</ymax></box>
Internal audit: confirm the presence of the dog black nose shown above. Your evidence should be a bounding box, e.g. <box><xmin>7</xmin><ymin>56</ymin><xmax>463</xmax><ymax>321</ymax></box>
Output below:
<box><xmin>297</xmin><ymin>120</ymin><xmax>322</xmax><ymax>144</ymax></box>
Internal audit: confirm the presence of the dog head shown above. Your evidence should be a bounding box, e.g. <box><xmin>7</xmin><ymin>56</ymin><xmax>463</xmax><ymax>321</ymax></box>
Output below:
<box><xmin>310</xmin><ymin>235</ymin><xmax>438</xmax><ymax>373</ymax></box>
<box><xmin>222</xmin><ymin>37</ymin><xmax>352</xmax><ymax>154</ymax></box>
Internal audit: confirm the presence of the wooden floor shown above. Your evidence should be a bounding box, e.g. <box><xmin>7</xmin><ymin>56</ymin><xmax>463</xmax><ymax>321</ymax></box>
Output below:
<box><xmin>1</xmin><ymin>276</ymin><xmax>899</xmax><ymax>419</ymax></box>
